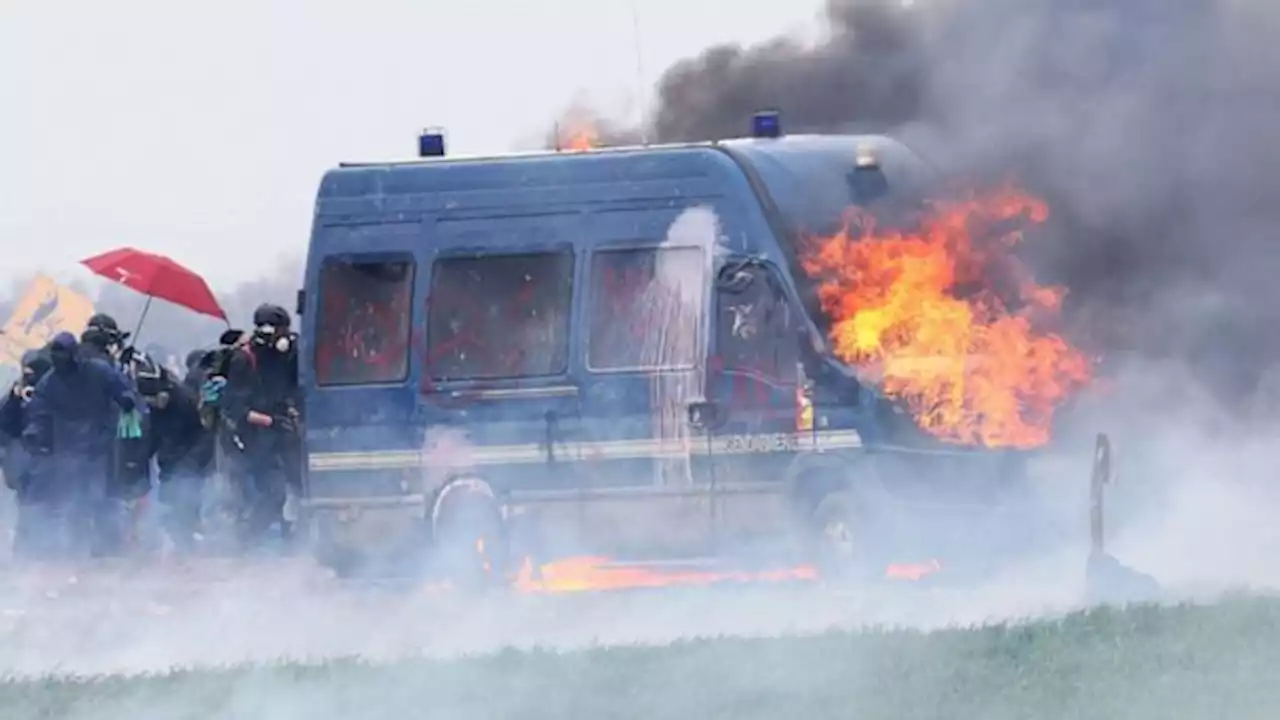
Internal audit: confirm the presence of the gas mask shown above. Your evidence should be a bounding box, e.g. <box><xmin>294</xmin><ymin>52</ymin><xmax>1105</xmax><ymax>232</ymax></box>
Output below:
<box><xmin>253</xmin><ymin>324</ymin><xmax>292</xmax><ymax>353</ymax></box>
<box><xmin>18</xmin><ymin>370</ymin><xmax>35</xmax><ymax>400</ymax></box>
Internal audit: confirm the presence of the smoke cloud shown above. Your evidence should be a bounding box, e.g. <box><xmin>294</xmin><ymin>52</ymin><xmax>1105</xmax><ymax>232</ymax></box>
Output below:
<box><xmin>555</xmin><ymin>0</ymin><xmax>1280</xmax><ymax>409</ymax></box>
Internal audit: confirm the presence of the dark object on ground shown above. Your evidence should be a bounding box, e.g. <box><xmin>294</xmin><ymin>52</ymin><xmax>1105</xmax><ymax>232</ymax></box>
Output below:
<box><xmin>1084</xmin><ymin>432</ymin><xmax>1162</xmax><ymax>605</ymax></box>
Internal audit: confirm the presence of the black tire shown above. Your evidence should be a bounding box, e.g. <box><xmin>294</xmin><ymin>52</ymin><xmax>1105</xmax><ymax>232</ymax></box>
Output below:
<box><xmin>809</xmin><ymin>491</ymin><xmax>877</xmax><ymax>583</ymax></box>
<box><xmin>431</xmin><ymin>483</ymin><xmax>508</xmax><ymax>591</ymax></box>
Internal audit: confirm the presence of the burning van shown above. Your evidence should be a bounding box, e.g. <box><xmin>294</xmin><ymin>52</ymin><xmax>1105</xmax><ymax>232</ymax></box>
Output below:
<box><xmin>295</xmin><ymin>114</ymin><xmax>1093</xmax><ymax>586</ymax></box>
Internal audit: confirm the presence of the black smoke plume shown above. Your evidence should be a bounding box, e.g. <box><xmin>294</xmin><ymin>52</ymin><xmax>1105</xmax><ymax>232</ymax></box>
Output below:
<box><xmin>560</xmin><ymin>0</ymin><xmax>1280</xmax><ymax>408</ymax></box>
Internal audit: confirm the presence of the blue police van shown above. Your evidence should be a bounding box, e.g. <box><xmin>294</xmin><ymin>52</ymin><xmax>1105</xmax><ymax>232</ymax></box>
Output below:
<box><xmin>295</xmin><ymin>116</ymin><xmax>1060</xmax><ymax>583</ymax></box>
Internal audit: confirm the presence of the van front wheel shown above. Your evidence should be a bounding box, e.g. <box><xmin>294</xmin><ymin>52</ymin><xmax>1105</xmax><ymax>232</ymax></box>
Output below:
<box><xmin>810</xmin><ymin>491</ymin><xmax>876</xmax><ymax>583</ymax></box>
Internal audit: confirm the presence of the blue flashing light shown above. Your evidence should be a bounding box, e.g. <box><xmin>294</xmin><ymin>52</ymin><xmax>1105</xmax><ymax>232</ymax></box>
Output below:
<box><xmin>418</xmin><ymin>129</ymin><xmax>446</xmax><ymax>157</ymax></box>
<box><xmin>751</xmin><ymin>110</ymin><xmax>782</xmax><ymax>139</ymax></box>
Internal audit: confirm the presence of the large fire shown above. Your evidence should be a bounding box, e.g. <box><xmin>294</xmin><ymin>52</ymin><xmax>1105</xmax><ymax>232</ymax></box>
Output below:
<box><xmin>800</xmin><ymin>184</ymin><xmax>1092</xmax><ymax>448</ymax></box>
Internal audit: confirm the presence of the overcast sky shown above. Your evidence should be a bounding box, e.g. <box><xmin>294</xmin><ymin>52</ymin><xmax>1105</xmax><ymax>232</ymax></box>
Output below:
<box><xmin>0</xmin><ymin>0</ymin><xmax>822</xmax><ymax>290</ymax></box>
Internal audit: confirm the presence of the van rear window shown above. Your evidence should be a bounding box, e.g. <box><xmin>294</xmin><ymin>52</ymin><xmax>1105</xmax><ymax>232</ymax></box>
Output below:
<box><xmin>426</xmin><ymin>251</ymin><xmax>573</xmax><ymax>381</ymax></box>
<box><xmin>588</xmin><ymin>246</ymin><xmax>704</xmax><ymax>371</ymax></box>
<box><xmin>315</xmin><ymin>257</ymin><xmax>414</xmax><ymax>386</ymax></box>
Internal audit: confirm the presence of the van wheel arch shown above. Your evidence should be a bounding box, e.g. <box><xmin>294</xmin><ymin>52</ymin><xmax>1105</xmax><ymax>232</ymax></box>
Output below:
<box><xmin>430</xmin><ymin>475</ymin><xmax>509</xmax><ymax>589</ymax></box>
<box><xmin>786</xmin><ymin>451</ymin><xmax>883</xmax><ymax>515</ymax></box>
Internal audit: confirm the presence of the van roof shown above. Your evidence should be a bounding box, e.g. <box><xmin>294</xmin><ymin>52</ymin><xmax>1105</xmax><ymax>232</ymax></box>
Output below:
<box><xmin>332</xmin><ymin>133</ymin><xmax>912</xmax><ymax>170</ymax></box>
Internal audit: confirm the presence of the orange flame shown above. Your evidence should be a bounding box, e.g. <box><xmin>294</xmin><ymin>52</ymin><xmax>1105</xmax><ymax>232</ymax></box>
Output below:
<box><xmin>558</xmin><ymin>116</ymin><xmax>600</xmax><ymax>151</ymax></box>
<box><xmin>885</xmin><ymin>559</ymin><xmax>942</xmax><ymax>581</ymax></box>
<box><xmin>514</xmin><ymin>556</ymin><xmax>818</xmax><ymax>594</ymax></box>
<box><xmin>800</xmin><ymin>184</ymin><xmax>1091</xmax><ymax>448</ymax></box>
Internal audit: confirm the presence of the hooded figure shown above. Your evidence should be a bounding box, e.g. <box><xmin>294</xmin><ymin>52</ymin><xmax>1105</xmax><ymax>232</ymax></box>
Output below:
<box><xmin>22</xmin><ymin>332</ymin><xmax>140</xmax><ymax>559</ymax></box>
<box><xmin>2</xmin><ymin>349</ymin><xmax>52</xmax><ymax>557</ymax></box>
<box><xmin>3</xmin><ymin>348</ymin><xmax>52</xmax><ymax>471</ymax></box>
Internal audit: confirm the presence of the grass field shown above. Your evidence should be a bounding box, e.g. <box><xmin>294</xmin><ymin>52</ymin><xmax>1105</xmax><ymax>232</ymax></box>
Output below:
<box><xmin>5</xmin><ymin>594</ymin><xmax>1280</xmax><ymax>720</ymax></box>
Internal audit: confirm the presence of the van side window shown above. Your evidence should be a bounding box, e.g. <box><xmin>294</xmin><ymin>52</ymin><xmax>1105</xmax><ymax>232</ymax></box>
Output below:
<box><xmin>315</xmin><ymin>257</ymin><xmax>414</xmax><ymax>386</ymax></box>
<box><xmin>588</xmin><ymin>246</ymin><xmax>705</xmax><ymax>371</ymax></box>
<box><xmin>716</xmin><ymin>266</ymin><xmax>797</xmax><ymax>383</ymax></box>
<box><xmin>426</xmin><ymin>251</ymin><xmax>573</xmax><ymax>380</ymax></box>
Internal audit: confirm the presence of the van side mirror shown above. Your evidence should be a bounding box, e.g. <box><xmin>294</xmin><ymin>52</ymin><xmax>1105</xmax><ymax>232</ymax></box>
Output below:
<box><xmin>716</xmin><ymin>268</ymin><xmax>754</xmax><ymax>294</ymax></box>
<box><xmin>687</xmin><ymin>400</ymin><xmax>725</xmax><ymax>431</ymax></box>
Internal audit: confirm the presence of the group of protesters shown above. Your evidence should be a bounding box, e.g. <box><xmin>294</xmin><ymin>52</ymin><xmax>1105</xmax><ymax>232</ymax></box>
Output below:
<box><xmin>0</xmin><ymin>303</ymin><xmax>301</xmax><ymax>562</ymax></box>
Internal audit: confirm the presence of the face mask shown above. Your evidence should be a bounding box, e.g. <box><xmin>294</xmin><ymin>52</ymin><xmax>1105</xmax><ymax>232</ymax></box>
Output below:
<box><xmin>254</xmin><ymin>324</ymin><xmax>291</xmax><ymax>353</ymax></box>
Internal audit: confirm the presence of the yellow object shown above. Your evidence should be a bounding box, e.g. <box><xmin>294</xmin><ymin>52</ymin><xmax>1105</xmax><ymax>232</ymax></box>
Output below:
<box><xmin>0</xmin><ymin>275</ymin><xmax>96</xmax><ymax>368</ymax></box>
<box><xmin>795</xmin><ymin>388</ymin><xmax>814</xmax><ymax>432</ymax></box>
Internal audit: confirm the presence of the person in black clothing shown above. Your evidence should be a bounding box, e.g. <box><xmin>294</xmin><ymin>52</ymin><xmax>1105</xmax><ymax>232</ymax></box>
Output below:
<box><xmin>147</xmin><ymin>370</ymin><xmax>210</xmax><ymax>554</ymax></box>
<box><xmin>223</xmin><ymin>304</ymin><xmax>301</xmax><ymax>547</ymax></box>
<box><xmin>80</xmin><ymin>312</ymin><xmax>160</xmax><ymax>552</ymax></box>
<box><xmin>22</xmin><ymin>332</ymin><xmax>139</xmax><ymax>559</ymax></box>
<box><xmin>2</xmin><ymin>349</ymin><xmax>51</xmax><ymax>557</ymax></box>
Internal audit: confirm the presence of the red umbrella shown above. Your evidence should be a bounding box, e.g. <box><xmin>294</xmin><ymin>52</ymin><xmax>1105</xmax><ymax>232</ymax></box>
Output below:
<box><xmin>81</xmin><ymin>248</ymin><xmax>227</xmax><ymax>338</ymax></box>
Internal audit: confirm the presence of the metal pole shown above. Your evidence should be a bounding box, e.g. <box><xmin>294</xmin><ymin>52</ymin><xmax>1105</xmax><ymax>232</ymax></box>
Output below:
<box><xmin>1089</xmin><ymin>432</ymin><xmax>1112</xmax><ymax>555</ymax></box>
<box><xmin>631</xmin><ymin>3</ymin><xmax>650</xmax><ymax>144</ymax></box>
<box><xmin>130</xmin><ymin>295</ymin><xmax>154</xmax><ymax>347</ymax></box>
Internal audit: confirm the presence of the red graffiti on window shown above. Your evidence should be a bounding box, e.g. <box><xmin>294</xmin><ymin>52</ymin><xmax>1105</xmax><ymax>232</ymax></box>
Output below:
<box><xmin>316</xmin><ymin>261</ymin><xmax>413</xmax><ymax>386</ymax></box>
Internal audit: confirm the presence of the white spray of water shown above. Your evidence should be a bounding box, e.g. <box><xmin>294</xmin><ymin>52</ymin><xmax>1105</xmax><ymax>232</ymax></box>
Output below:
<box><xmin>637</xmin><ymin>206</ymin><xmax>724</xmax><ymax>486</ymax></box>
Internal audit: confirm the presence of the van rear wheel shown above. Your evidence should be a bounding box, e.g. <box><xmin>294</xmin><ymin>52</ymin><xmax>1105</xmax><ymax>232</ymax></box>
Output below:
<box><xmin>431</xmin><ymin>483</ymin><xmax>508</xmax><ymax>590</ymax></box>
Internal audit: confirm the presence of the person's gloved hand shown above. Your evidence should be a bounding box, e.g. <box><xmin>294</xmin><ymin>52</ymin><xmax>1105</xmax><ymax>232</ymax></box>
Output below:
<box><xmin>118</xmin><ymin>409</ymin><xmax>144</xmax><ymax>439</ymax></box>
<box><xmin>272</xmin><ymin>414</ymin><xmax>298</xmax><ymax>434</ymax></box>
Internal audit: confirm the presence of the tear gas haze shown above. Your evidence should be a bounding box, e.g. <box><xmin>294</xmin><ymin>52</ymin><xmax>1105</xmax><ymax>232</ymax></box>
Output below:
<box><xmin>4</xmin><ymin>1</ymin><xmax>1280</xmax><ymax>714</ymax></box>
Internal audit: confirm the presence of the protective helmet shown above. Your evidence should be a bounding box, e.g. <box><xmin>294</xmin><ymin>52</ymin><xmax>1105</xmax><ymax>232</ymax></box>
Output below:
<box><xmin>252</xmin><ymin>303</ymin><xmax>291</xmax><ymax>330</ymax></box>
<box><xmin>83</xmin><ymin>312</ymin><xmax>129</xmax><ymax>349</ymax></box>
<box><xmin>86</xmin><ymin>313</ymin><xmax>119</xmax><ymax>332</ymax></box>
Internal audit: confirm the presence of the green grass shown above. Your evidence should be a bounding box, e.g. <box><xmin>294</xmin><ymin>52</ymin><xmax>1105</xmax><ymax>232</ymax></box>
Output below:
<box><xmin>6</xmin><ymin>596</ymin><xmax>1280</xmax><ymax>720</ymax></box>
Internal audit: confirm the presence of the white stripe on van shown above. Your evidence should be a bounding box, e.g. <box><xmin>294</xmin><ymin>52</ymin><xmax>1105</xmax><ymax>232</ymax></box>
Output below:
<box><xmin>307</xmin><ymin>429</ymin><xmax>862</xmax><ymax>472</ymax></box>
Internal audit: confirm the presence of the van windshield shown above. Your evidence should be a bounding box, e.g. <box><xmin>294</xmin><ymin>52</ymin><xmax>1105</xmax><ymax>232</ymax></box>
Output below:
<box><xmin>426</xmin><ymin>250</ymin><xmax>573</xmax><ymax>381</ymax></box>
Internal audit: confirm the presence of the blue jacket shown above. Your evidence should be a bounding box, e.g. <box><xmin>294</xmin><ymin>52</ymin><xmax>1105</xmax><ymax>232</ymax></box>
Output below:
<box><xmin>24</xmin><ymin>333</ymin><xmax>140</xmax><ymax>458</ymax></box>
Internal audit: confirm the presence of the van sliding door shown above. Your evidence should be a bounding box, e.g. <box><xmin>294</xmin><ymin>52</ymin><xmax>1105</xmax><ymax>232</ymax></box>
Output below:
<box><xmin>577</xmin><ymin>204</ymin><xmax>717</xmax><ymax>559</ymax></box>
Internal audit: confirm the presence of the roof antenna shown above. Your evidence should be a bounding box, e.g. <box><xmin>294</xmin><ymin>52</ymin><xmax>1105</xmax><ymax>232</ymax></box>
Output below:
<box><xmin>631</xmin><ymin>3</ymin><xmax>650</xmax><ymax>146</ymax></box>
<box><xmin>553</xmin><ymin>121</ymin><xmax>562</xmax><ymax>152</ymax></box>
